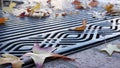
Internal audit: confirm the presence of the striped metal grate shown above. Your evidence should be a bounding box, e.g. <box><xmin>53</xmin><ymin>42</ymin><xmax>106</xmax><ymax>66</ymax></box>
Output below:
<box><xmin>1</xmin><ymin>18</ymin><xmax>120</xmax><ymax>56</ymax></box>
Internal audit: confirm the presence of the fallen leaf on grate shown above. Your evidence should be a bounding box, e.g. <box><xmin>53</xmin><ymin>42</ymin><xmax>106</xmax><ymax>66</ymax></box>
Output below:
<box><xmin>3</xmin><ymin>2</ymin><xmax>16</xmax><ymax>13</ymax></box>
<box><xmin>104</xmin><ymin>3</ymin><xmax>114</xmax><ymax>14</ymax></box>
<box><xmin>89</xmin><ymin>0</ymin><xmax>98</xmax><ymax>8</ymax></box>
<box><xmin>32</xmin><ymin>3</ymin><xmax>41</xmax><ymax>11</ymax></box>
<box><xmin>22</xmin><ymin>43</ymin><xmax>74</xmax><ymax>68</ymax></box>
<box><xmin>72</xmin><ymin>0</ymin><xmax>81</xmax><ymax>5</ymax></box>
<box><xmin>101</xmin><ymin>44</ymin><xmax>120</xmax><ymax>56</ymax></box>
<box><xmin>0</xmin><ymin>17</ymin><xmax>9</xmax><ymax>24</ymax></box>
<box><xmin>69</xmin><ymin>19</ymin><xmax>87</xmax><ymax>31</ymax></box>
<box><xmin>0</xmin><ymin>54</ymin><xmax>24</xmax><ymax>68</ymax></box>
<box><xmin>72</xmin><ymin>0</ymin><xmax>84</xmax><ymax>9</ymax></box>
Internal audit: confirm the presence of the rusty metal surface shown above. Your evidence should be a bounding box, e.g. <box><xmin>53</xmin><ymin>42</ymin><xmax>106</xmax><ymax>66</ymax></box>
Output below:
<box><xmin>44</xmin><ymin>39</ymin><xmax>120</xmax><ymax>68</ymax></box>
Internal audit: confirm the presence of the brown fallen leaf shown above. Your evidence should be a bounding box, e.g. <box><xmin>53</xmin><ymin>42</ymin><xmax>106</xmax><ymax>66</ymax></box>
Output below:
<box><xmin>72</xmin><ymin>0</ymin><xmax>84</xmax><ymax>9</ymax></box>
<box><xmin>22</xmin><ymin>43</ymin><xmax>74</xmax><ymax>68</ymax></box>
<box><xmin>0</xmin><ymin>17</ymin><xmax>9</xmax><ymax>24</ymax></box>
<box><xmin>72</xmin><ymin>0</ymin><xmax>81</xmax><ymax>5</ymax></box>
<box><xmin>0</xmin><ymin>54</ymin><xmax>24</xmax><ymax>68</ymax></box>
<box><xmin>104</xmin><ymin>3</ymin><xmax>114</xmax><ymax>13</ymax></box>
<box><xmin>89</xmin><ymin>0</ymin><xmax>98</xmax><ymax>7</ymax></box>
<box><xmin>75</xmin><ymin>5</ymin><xmax>84</xmax><ymax>9</ymax></box>
<box><xmin>62</xmin><ymin>12</ymin><xmax>67</xmax><ymax>16</ymax></box>
<box><xmin>69</xmin><ymin>19</ymin><xmax>87</xmax><ymax>31</ymax></box>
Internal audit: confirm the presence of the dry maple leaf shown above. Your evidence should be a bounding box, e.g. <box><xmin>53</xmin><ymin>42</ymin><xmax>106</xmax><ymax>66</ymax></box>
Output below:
<box><xmin>32</xmin><ymin>3</ymin><xmax>41</xmax><ymax>11</ymax></box>
<box><xmin>62</xmin><ymin>12</ymin><xmax>67</xmax><ymax>16</ymax></box>
<box><xmin>69</xmin><ymin>19</ymin><xmax>87</xmax><ymax>31</ymax></box>
<box><xmin>72</xmin><ymin>0</ymin><xmax>81</xmax><ymax>5</ymax></box>
<box><xmin>0</xmin><ymin>54</ymin><xmax>24</xmax><ymax>68</ymax></box>
<box><xmin>101</xmin><ymin>44</ymin><xmax>120</xmax><ymax>56</ymax></box>
<box><xmin>104</xmin><ymin>3</ymin><xmax>114</xmax><ymax>13</ymax></box>
<box><xmin>75</xmin><ymin>5</ymin><xmax>84</xmax><ymax>9</ymax></box>
<box><xmin>72</xmin><ymin>0</ymin><xmax>84</xmax><ymax>9</ymax></box>
<box><xmin>3</xmin><ymin>2</ymin><xmax>16</xmax><ymax>13</ymax></box>
<box><xmin>89</xmin><ymin>0</ymin><xmax>98</xmax><ymax>7</ymax></box>
<box><xmin>22</xmin><ymin>43</ymin><xmax>74</xmax><ymax>68</ymax></box>
<box><xmin>0</xmin><ymin>17</ymin><xmax>9</xmax><ymax>24</ymax></box>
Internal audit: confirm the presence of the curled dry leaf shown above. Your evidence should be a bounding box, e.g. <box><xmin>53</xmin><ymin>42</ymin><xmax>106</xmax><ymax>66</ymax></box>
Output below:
<box><xmin>72</xmin><ymin>0</ymin><xmax>81</xmax><ymax>5</ymax></box>
<box><xmin>62</xmin><ymin>12</ymin><xmax>67</xmax><ymax>16</ymax></box>
<box><xmin>104</xmin><ymin>3</ymin><xmax>114</xmax><ymax>14</ymax></box>
<box><xmin>89</xmin><ymin>0</ymin><xmax>98</xmax><ymax>7</ymax></box>
<box><xmin>32</xmin><ymin>3</ymin><xmax>41</xmax><ymax>11</ymax></box>
<box><xmin>101</xmin><ymin>44</ymin><xmax>120</xmax><ymax>56</ymax></box>
<box><xmin>75</xmin><ymin>5</ymin><xmax>84</xmax><ymax>9</ymax></box>
<box><xmin>9</xmin><ymin>2</ymin><xmax>16</xmax><ymax>8</ymax></box>
<box><xmin>72</xmin><ymin>0</ymin><xmax>84</xmax><ymax>9</ymax></box>
<box><xmin>18</xmin><ymin>12</ymin><xmax>26</xmax><ymax>18</ymax></box>
<box><xmin>69</xmin><ymin>19</ymin><xmax>87</xmax><ymax>31</ymax></box>
<box><xmin>3</xmin><ymin>2</ymin><xmax>16</xmax><ymax>13</ymax></box>
<box><xmin>22</xmin><ymin>43</ymin><xmax>74</xmax><ymax>68</ymax></box>
<box><xmin>28</xmin><ymin>3</ymin><xmax>41</xmax><ymax>16</ymax></box>
<box><xmin>0</xmin><ymin>17</ymin><xmax>9</xmax><ymax>24</ymax></box>
<box><xmin>0</xmin><ymin>54</ymin><xmax>24</xmax><ymax>68</ymax></box>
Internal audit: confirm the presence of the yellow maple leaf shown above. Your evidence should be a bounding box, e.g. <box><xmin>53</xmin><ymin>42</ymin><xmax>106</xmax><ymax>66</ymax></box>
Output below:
<box><xmin>2</xmin><ymin>2</ymin><xmax>16</xmax><ymax>13</ymax></box>
<box><xmin>9</xmin><ymin>2</ymin><xmax>16</xmax><ymax>8</ymax></box>
<box><xmin>33</xmin><ymin>3</ymin><xmax>41</xmax><ymax>11</ymax></box>
<box><xmin>0</xmin><ymin>54</ymin><xmax>24</xmax><ymax>68</ymax></box>
<box><xmin>29</xmin><ymin>3</ymin><xmax>41</xmax><ymax>16</ymax></box>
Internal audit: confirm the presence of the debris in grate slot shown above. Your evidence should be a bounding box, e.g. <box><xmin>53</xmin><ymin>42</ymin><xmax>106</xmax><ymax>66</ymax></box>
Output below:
<box><xmin>101</xmin><ymin>44</ymin><xmax>120</xmax><ymax>56</ymax></box>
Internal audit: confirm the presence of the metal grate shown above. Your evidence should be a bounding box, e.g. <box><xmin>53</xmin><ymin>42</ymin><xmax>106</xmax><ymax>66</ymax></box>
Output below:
<box><xmin>0</xmin><ymin>8</ymin><xmax>120</xmax><ymax>67</ymax></box>
<box><xmin>1</xmin><ymin>18</ymin><xmax>120</xmax><ymax>55</ymax></box>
